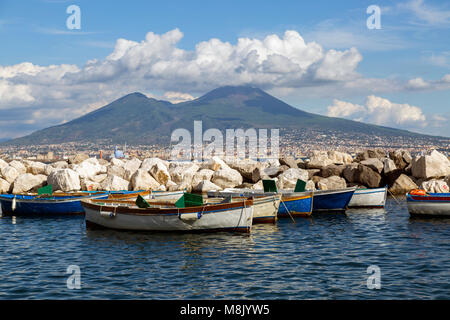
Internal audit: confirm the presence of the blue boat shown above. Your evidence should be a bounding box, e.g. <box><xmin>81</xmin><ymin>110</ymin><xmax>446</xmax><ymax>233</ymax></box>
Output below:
<box><xmin>0</xmin><ymin>190</ymin><xmax>150</xmax><ymax>216</ymax></box>
<box><xmin>312</xmin><ymin>187</ymin><xmax>357</xmax><ymax>212</ymax></box>
<box><xmin>277</xmin><ymin>191</ymin><xmax>314</xmax><ymax>217</ymax></box>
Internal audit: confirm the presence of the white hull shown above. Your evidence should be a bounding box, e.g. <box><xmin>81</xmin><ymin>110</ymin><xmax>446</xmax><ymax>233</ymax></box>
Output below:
<box><xmin>146</xmin><ymin>191</ymin><xmax>185</xmax><ymax>200</ymax></box>
<box><xmin>348</xmin><ymin>188</ymin><xmax>387</xmax><ymax>208</ymax></box>
<box><xmin>407</xmin><ymin>201</ymin><xmax>450</xmax><ymax>216</ymax></box>
<box><xmin>84</xmin><ymin>204</ymin><xmax>254</xmax><ymax>232</ymax></box>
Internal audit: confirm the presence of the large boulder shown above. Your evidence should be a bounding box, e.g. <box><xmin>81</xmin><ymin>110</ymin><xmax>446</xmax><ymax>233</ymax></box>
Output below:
<box><xmin>277</xmin><ymin>168</ymin><xmax>309</xmax><ymax>189</ymax></box>
<box><xmin>383</xmin><ymin>158</ymin><xmax>398</xmax><ymax>175</ymax></box>
<box><xmin>24</xmin><ymin>161</ymin><xmax>47</xmax><ymax>175</ymax></box>
<box><xmin>342</xmin><ymin>164</ymin><xmax>359</xmax><ymax>183</ymax></box>
<box><xmin>227</xmin><ymin>159</ymin><xmax>260</xmax><ymax>181</ymax></box>
<box><xmin>44</xmin><ymin>165</ymin><xmax>56</xmax><ymax>176</ymax></box>
<box><xmin>0</xmin><ymin>178</ymin><xmax>11</xmax><ymax>193</ymax></box>
<box><xmin>203</xmin><ymin>156</ymin><xmax>229</xmax><ymax>171</ymax></box>
<box><xmin>411</xmin><ymin>150</ymin><xmax>450</xmax><ymax>179</ymax></box>
<box><xmin>9</xmin><ymin>160</ymin><xmax>26</xmax><ymax>175</ymax></box>
<box><xmin>327</xmin><ymin>151</ymin><xmax>353</xmax><ymax>165</ymax></box>
<box><xmin>169</xmin><ymin>163</ymin><xmax>199</xmax><ymax>185</ymax></box>
<box><xmin>107</xmin><ymin>165</ymin><xmax>126</xmax><ymax>180</ymax></box>
<box><xmin>421</xmin><ymin>179</ymin><xmax>449</xmax><ymax>193</ymax></box>
<box><xmin>211</xmin><ymin>167</ymin><xmax>243</xmax><ymax>189</ymax></box>
<box><xmin>130</xmin><ymin>169</ymin><xmax>160</xmax><ymax>191</ymax></box>
<box><xmin>12</xmin><ymin>173</ymin><xmax>47</xmax><ymax>194</ymax></box>
<box><xmin>317</xmin><ymin>175</ymin><xmax>347</xmax><ymax>190</ymax></box>
<box><xmin>123</xmin><ymin>158</ymin><xmax>142</xmax><ymax>180</ymax></box>
<box><xmin>91</xmin><ymin>174</ymin><xmax>107</xmax><ymax>183</ymax></box>
<box><xmin>389</xmin><ymin>150</ymin><xmax>408</xmax><ymax>170</ymax></box>
<box><xmin>47</xmin><ymin>169</ymin><xmax>81</xmax><ymax>192</ymax></box>
<box><xmin>306</xmin><ymin>180</ymin><xmax>316</xmax><ymax>191</ymax></box>
<box><xmin>110</xmin><ymin>158</ymin><xmax>125</xmax><ymax>167</ymax></box>
<box><xmin>140</xmin><ymin>158</ymin><xmax>169</xmax><ymax>172</ymax></box>
<box><xmin>355</xmin><ymin>149</ymin><xmax>385</xmax><ymax>162</ymax></box>
<box><xmin>1</xmin><ymin>166</ymin><xmax>20</xmax><ymax>184</ymax></box>
<box><xmin>80</xmin><ymin>179</ymin><xmax>101</xmax><ymax>191</ymax></box>
<box><xmin>251</xmin><ymin>166</ymin><xmax>282</xmax><ymax>183</ymax></box>
<box><xmin>279</xmin><ymin>157</ymin><xmax>298</xmax><ymax>168</ymax></box>
<box><xmin>192</xmin><ymin>169</ymin><xmax>214</xmax><ymax>187</ymax></box>
<box><xmin>149</xmin><ymin>162</ymin><xmax>170</xmax><ymax>185</ymax></box>
<box><xmin>307</xmin><ymin>151</ymin><xmax>334</xmax><ymax>169</ymax></box>
<box><xmin>389</xmin><ymin>174</ymin><xmax>418</xmax><ymax>195</ymax></box>
<box><xmin>360</xmin><ymin>158</ymin><xmax>384</xmax><ymax>174</ymax></box>
<box><xmin>356</xmin><ymin>164</ymin><xmax>381</xmax><ymax>188</ymax></box>
<box><xmin>193</xmin><ymin>180</ymin><xmax>222</xmax><ymax>193</ymax></box>
<box><xmin>52</xmin><ymin>161</ymin><xmax>69</xmax><ymax>169</ymax></box>
<box><xmin>101</xmin><ymin>174</ymin><xmax>130</xmax><ymax>191</ymax></box>
<box><xmin>68</xmin><ymin>153</ymin><xmax>89</xmax><ymax>164</ymax></box>
<box><xmin>0</xmin><ymin>159</ymin><xmax>8</xmax><ymax>171</ymax></box>
<box><xmin>321</xmin><ymin>164</ymin><xmax>345</xmax><ymax>178</ymax></box>
<box><xmin>73</xmin><ymin>158</ymin><xmax>106</xmax><ymax>180</ymax></box>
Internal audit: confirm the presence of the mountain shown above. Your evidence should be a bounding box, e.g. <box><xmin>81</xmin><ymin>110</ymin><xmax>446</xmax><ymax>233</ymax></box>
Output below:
<box><xmin>2</xmin><ymin>86</ymin><xmax>439</xmax><ymax>146</ymax></box>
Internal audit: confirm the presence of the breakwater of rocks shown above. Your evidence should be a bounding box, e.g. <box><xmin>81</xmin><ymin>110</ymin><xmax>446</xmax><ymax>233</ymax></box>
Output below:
<box><xmin>0</xmin><ymin>149</ymin><xmax>449</xmax><ymax>195</ymax></box>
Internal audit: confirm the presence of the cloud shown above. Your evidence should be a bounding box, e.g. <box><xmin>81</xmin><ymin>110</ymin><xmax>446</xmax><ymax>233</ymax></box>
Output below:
<box><xmin>399</xmin><ymin>0</ymin><xmax>450</xmax><ymax>26</ymax></box>
<box><xmin>327</xmin><ymin>95</ymin><xmax>428</xmax><ymax>129</ymax></box>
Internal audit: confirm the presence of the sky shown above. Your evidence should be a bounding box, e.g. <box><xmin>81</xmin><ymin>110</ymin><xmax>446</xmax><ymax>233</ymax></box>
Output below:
<box><xmin>0</xmin><ymin>0</ymin><xmax>449</xmax><ymax>139</ymax></box>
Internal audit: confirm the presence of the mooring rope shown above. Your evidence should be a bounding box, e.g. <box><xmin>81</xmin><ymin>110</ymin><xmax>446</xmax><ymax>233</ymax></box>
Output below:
<box><xmin>281</xmin><ymin>198</ymin><xmax>296</xmax><ymax>223</ymax></box>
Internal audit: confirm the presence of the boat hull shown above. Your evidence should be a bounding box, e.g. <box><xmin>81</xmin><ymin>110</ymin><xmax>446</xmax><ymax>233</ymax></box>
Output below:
<box><xmin>407</xmin><ymin>193</ymin><xmax>450</xmax><ymax>217</ymax></box>
<box><xmin>82</xmin><ymin>200</ymin><xmax>254</xmax><ymax>233</ymax></box>
<box><xmin>278</xmin><ymin>193</ymin><xmax>313</xmax><ymax>217</ymax></box>
<box><xmin>348</xmin><ymin>187</ymin><xmax>387</xmax><ymax>208</ymax></box>
<box><xmin>313</xmin><ymin>187</ymin><xmax>356</xmax><ymax>212</ymax></box>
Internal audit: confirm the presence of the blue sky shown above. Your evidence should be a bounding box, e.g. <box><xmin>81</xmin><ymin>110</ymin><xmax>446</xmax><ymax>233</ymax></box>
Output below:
<box><xmin>0</xmin><ymin>0</ymin><xmax>449</xmax><ymax>138</ymax></box>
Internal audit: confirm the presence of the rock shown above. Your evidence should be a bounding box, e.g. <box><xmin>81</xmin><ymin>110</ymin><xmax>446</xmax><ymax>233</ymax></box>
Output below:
<box><xmin>44</xmin><ymin>165</ymin><xmax>56</xmax><ymax>176</ymax></box>
<box><xmin>356</xmin><ymin>164</ymin><xmax>381</xmax><ymax>188</ymax></box>
<box><xmin>317</xmin><ymin>175</ymin><xmax>347</xmax><ymax>190</ymax></box>
<box><xmin>12</xmin><ymin>174</ymin><xmax>47</xmax><ymax>194</ymax></box>
<box><xmin>98</xmin><ymin>158</ymin><xmax>110</xmax><ymax>166</ymax></box>
<box><xmin>68</xmin><ymin>153</ymin><xmax>89</xmax><ymax>164</ymax></box>
<box><xmin>389</xmin><ymin>150</ymin><xmax>407</xmax><ymax>170</ymax></box>
<box><xmin>80</xmin><ymin>179</ymin><xmax>101</xmax><ymax>191</ymax></box>
<box><xmin>52</xmin><ymin>161</ymin><xmax>69</xmax><ymax>169</ymax></box>
<box><xmin>389</xmin><ymin>174</ymin><xmax>418</xmax><ymax>195</ymax></box>
<box><xmin>421</xmin><ymin>179</ymin><xmax>449</xmax><ymax>193</ymax></box>
<box><xmin>73</xmin><ymin>158</ymin><xmax>106</xmax><ymax>180</ymax></box>
<box><xmin>321</xmin><ymin>164</ymin><xmax>345</xmax><ymax>178</ymax></box>
<box><xmin>446</xmin><ymin>175</ymin><xmax>450</xmax><ymax>187</ymax></box>
<box><xmin>129</xmin><ymin>169</ymin><xmax>159</xmax><ymax>191</ymax></box>
<box><xmin>266</xmin><ymin>159</ymin><xmax>280</xmax><ymax>167</ymax></box>
<box><xmin>91</xmin><ymin>174</ymin><xmax>107</xmax><ymax>183</ymax></box>
<box><xmin>110</xmin><ymin>158</ymin><xmax>125</xmax><ymax>167</ymax></box>
<box><xmin>228</xmin><ymin>159</ymin><xmax>259</xmax><ymax>181</ymax></box>
<box><xmin>192</xmin><ymin>169</ymin><xmax>214</xmax><ymax>187</ymax></box>
<box><xmin>149</xmin><ymin>162</ymin><xmax>170</xmax><ymax>185</ymax></box>
<box><xmin>411</xmin><ymin>150</ymin><xmax>450</xmax><ymax>179</ymax></box>
<box><xmin>123</xmin><ymin>158</ymin><xmax>142</xmax><ymax>180</ymax></box>
<box><xmin>47</xmin><ymin>169</ymin><xmax>81</xmax><ymax>192</ymax></box>
<box><xmin>25</xmin><ymin>161</ymin><xmax>47</xmax><ymax>175</ymax></box>
<box><xmin>0</xmin><ymin>159</ymin><xmax>8</xmax><ymax>171</ymax></box>
<box><xmin>383</xmin><ymin>158</ymin><xmax>398</xmax><ymax>175</ymax></box>
<box><xmin>203</xmin><ymin>156</ymin><xmax>229</xmax><ymax>171</ymax></box>
<box><xmin>0</xmin><ymin>178</ymin><xmax>10</xmax><ymax>193</ymax></box>
<box><xmin>252</xmin><ymin>180</ymin><xmax>264</xmax><ymax>190</ymax></box>
<box><xmin>355</xmin><ymin>149</ymin><xmax>385</xmax><ymax>162</ymax></box>
<box><xmin>211</xmin><ymin>167</ymin><xmax>243</xmax><ymax>189</ymax></box>
<box><xmin>307</xmin><ymin>151</ymin><xmax>334</xmax><ymax>169</ymax></box>
<box><xmin>107</xmin><ymin>165</ymin><xmax>126</xmax><ymax>180</ymax></box>
<box><xmin>327</xmin><ymin>151</ymin><xmax>353</xmax><ymax>164</ymax></box>
<box><xmin>251</xmin><ymin>166</ymin><xmax>282</xmax><ymax>182</ymax></box>
<box><xmin>279</xmin><ymin>157</ymin><xmax>298</xmax><ymax>168</ymax></box>
<box><xmin>307</xmin><ymin>169</ymin><xmax>321</xmax><ymax>179</ymax></box>
<box><xmin>141</xmin><ymin>158</ymin><xmax>169</xmax><ymax>171</ymax></box>
<box><xmin>193</xmin><ymin>180</ymin><xmax>222</xmax><ymax>193</ymax></box>
<box><xmin>1</xmin><ymin>166</ymin><xmax>20</xmax><ymax>184</ymax></box>
<box><xmin>402</xmin><ymin>151</ymin><xmax>412</xmax><ymax>164</ymax></box>
<box><xmin>305</xmin><ymin>180</ymin><xmax>316</xmax><ymax>191</ymax></box>
<box><xmin>9</xmin><ymin>160</ymin><xmax>26</xmax><ymax>174</ymax></box>
<box><xmin>170</xmin><ymin>163</ymin><xmax>199</xmax><ymax>186</ymax></box>
<box><xmin>101</xmin><ymin>174</ymin><xmax>130</xmax><ymax>191</ymax></box>
<box><xmin>277</xmin><ymin>168</ymin><xmax>309</xmax><ymax>189</ymax></box>
<box><xmin>342</xmin><ymin>164</ymin><xmax>359</xmax><ymax>183</ymax></box>
<box><xmin>360</xmin><ymin>158</ymin><xmax>384</xmax><ymax>174</ymax></box>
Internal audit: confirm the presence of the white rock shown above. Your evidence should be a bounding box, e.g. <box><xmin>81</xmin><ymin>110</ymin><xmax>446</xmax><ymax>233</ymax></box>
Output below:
<box><xmin>9</xmin><ymin>160</ymin><xmax>26</xmax><ymax>174</ymax></box>
<box><xmin>252</xmin><ymin>180</ymin><xmax>264</xmax><ymax>190</ymax></box>
<box><xmin>52</xmin><ymin>161</ymin><xmax>69</xmax><ymax>169</ymax></box>
<box><xmin>91</xmin><ymin>174</ymin><xmax>107</xmax><ymax>183</ymax></box>
<box><xmin>123</xmin><ymin>158</ymin><xmax>142</xmax><ymax>180</ymax></box>
<box><xmin>317</xmin><ymin>176</ymin><xmax>347</xmax><ymax>190</ymax></box>
<box><xmin>204</xmin><ymin>156</ymin><xmax>229</xmax><ymax>171</ymax></box>
<box><xmin>141</xmin><ymin>158</ymin><xmax>169</xmax><ymax>171</ymax></box>
<box><xmin>81</xmin><ymin>179</ymin><xmax>101</xmax><ymax>191</ymax></box>
<box><xmin>0</xmin><ymin>159</ymin><xmax>8</xmax><ymax>171</ymax></box>
<box><xmin>25</xmin><ymin>161</ymin><xmax>46</xmax><ymax>175</ymax></box>
<box><xmin>193</xmin><ymin>180</ymin><xmax>222</xmax><ymax>192</ymax></box>
<box><xmin>192</xmin><ymin>169</ymin><xmax>214</xmax><ymax>187</ymax></box>
<box><xmin>306</xmin><ymin>180</ymin><xmax>316</xmax><ymax>191</ymax></box>
<box><xmin>411</xmin><ymin>150</ymin><xmax>450</xmax><ymax>179</ymax></box>
<box><xmin>307</xmin><ymin>151</ymin><xmax>334</xmax><ymax>168</ymax></box>
<box><xmin>327</xmin><ymin>151</ymin><xmax>353</xmax><ymax>164</ymax></box>
<box><xmin>169</xmin><ymin>163</ymin><xmax>199</xmax><ymax>185</ymax></box>
<box><xmin>101</xmin><ymin>174</ymin><xmax>130</xmax><ymax>191</ymax></box>
<box><xmin>389</xmin><ymin>174</ymin><xmax>418</xmax><ymax>195</ymax></box>
<box><xmin>12</xmin><ymin>174</ymin><xmax>47</xmax><ymax>194</ymax></box>
<box><xmin>130</xmin><ymin>169</ymin><xmax>159</xmax><ymax>191</ymax></box>
<box><xmin>277</xmin><ymin>168</ymin><xmax>309</xmax><ymax>189</ymax></box>
<box><xmin>383</xmin><ymin>158</ymin><xmax>398</xmax><ymax>174</ymax></box>
<box><xmin>421</xmin><ymin>179</ymin><xmax>449</xmax><ymax>193</ymax></box>
<box><xmin>360</xmin><ymin>158</ymin><xmax>384</xmax><ymax>174</ymax></box>
<box><xmin>1</xmin><ymin>166</ymin><xmax>20</xmax><ymax>184</ymax></box>
<box><xmin>0</xmin><ymin>178</ymin><xmax>11</xmax><ymax>193</ymax></box>
<box><xmin>107</xmin><ymin>165</ymin><xmax>126</xmax><ymax>180</ymax></box>
<box><xmin>149</xmin><ymin>162</ymin><xmax>170</xmax><ymax>185</ymax></box>
<box><xmin>47</xmin><ymin>169</ymin><xmax>81</xmax><ymax>192</ymax></box>
<box><xmin>110</xmin><ymin>158</ymin><xmax>125</xmax><ymax>167</ymax></box>
<box><xmin>227</xmin><ymin>159</ymin><xmax>259</xmax><ymax>180</ymax></box>
<box><xmin>73</xmin><ymin>158</ymin><xmax>105</xmax><ymax>180</ymax></box>
<box><xmin>44</xmin><ymin>164</ymin><xmax>56</xmax><ymax>176</ymax></box>
<box><xmin>211</xmin><ymin>167</ymin><xmax>243</xmax><ymax>189</ymax></box>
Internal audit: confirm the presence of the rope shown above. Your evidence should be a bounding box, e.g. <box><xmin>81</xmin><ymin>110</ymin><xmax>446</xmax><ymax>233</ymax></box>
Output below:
<box><xmin>281</xmin><ymin>198</ymin><xmax>296</xmax><ymax>223</ymax></box>
<box><xmin>235</xmin><ymin>201</ymin><xmax>246</xmax><ymax>232</ymax></box>
<box><xmin>387</xmin><ymin>188</ymin><xmax>401</xmax><ymax>205</ymax></box>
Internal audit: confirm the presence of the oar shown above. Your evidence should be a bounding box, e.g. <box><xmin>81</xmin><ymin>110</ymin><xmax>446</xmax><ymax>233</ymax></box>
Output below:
<box><xmin>280</xmin><ymin>199</ymin><xmax>296</xmax><ymax>223</ymax></box>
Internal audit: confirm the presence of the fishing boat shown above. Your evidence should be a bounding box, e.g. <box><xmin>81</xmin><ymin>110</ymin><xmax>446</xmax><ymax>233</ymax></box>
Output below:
<box><xmin>206</xmin><ymin>194</ymin><xmax>281</xmax><ymax>223</ymax></box>
<box><xmin>407</xmin><ymin>189</ymin><xmax>450</xmax><ymax>217</ymax></box>
<box><xmin>81</xmin><ymin>195</ymin><xmax>254</xmax><ymax>233</ymax></box>
<box><xmin>312</xmin><ymin>187</ymin><xmax>357</xmax><ymax>213</ymax></box>
<box><xmin>348</xmin><ymin>187</ymin><xmax>387</xmax><ymax>208</ymax></box>
<box><xmin>147</xmin><ymin>190</ymin><xmax>185</xmax><ymax>200</ymax></box>
<box><xmin>0</xmin><ymin>190</ymin><xmax>150</xmax><ymax>216</ymax></box>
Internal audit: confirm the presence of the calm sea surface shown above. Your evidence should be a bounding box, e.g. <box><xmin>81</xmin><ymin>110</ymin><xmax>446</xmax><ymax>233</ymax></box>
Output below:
<box><xmin>0</xmin><ymin>198</ymin><xmax>448</xmax><ymax>300</ymax></box>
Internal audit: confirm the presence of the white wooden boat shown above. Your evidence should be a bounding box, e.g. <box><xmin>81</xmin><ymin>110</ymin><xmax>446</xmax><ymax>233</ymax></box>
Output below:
<box><xmin>81</xmin><ymin>198</ymin><xmax>254</xmax><ymax>233</ymax></box>
<box><xmin>146</xmin><ymin>190</ymin><xmax>185</xmax><ymax>200</ymax></box>
<box><xmin>348</xmin><ymin>187</ymin><xmax>387</xmax><ymax>208</ymax></box>
<box><xmin>407</xmin><ymin>191</ymin><xmax>450</xmax><ymax>217</ymax></box>
<box><xmin>207</xmin><ymin>194</ymin><xmax>281</xmax><ymax>223</ymax></box>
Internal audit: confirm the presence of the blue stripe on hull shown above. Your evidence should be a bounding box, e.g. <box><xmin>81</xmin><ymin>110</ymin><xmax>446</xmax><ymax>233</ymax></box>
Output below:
<box><xmin>313</xmin><ymin>191</ymin><xmax>354</xmax><ymax>211</ymax></box>
<box><xmin>278</xmin><ymin>197</ymin><xmax>313</xmax><ymax>216</ymax></box>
